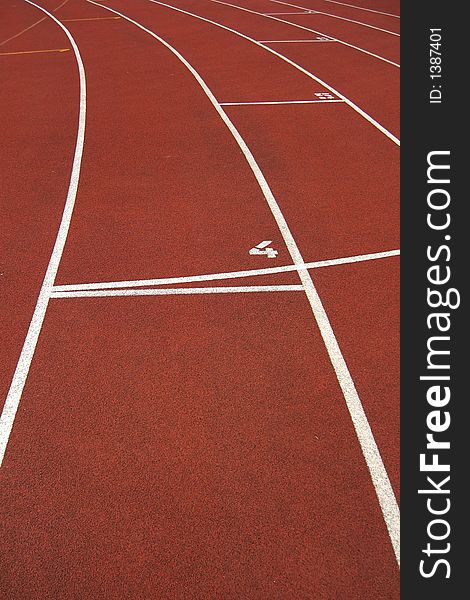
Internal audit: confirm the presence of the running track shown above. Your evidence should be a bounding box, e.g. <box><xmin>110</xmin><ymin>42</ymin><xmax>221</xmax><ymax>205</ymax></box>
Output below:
<box><xmin>0</xmin><ymin>0</ymin><xmax>400</xmax><ymax>597</ymax></box>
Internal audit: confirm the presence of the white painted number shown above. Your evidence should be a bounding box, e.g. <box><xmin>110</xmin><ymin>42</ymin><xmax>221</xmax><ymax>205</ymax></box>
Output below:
<box><xmin>315</xmin><ymin>92</ymin><xmax>336</xmax><ymax>100</ymax></box>
<box><xmin>249</xmin><ymin>240</ymin><xmax>278</xmax><ymax>259</ymax></box>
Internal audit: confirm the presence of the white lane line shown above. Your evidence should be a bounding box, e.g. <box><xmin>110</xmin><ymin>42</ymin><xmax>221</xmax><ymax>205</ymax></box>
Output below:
<box><xmin>220</xmin><ymin>99</ymin><xmax>344</xmax><ymax>105</ymax></box>
<box><xmin>320</xmin><ymin>0</ymin><xmax>400</xmax><ymax>19</ymax></box>
<box><xmin>62</xmin><ymin>16</ymin><xmax>121</xmax><ymax>21</ymax></box>
<box><xmin>263</xmin><ymin>11</ymin><xmax>314</xmax><ymax>14</ymax></box>
<box><xmin>150</xmin><ymin>2</ymin><xmax>400</xmax><ymax>145</ymax></box>
<box><xmin>269</xmin><ymin>0</ymin><xmax>399</xmax><ymax>36</ymax></box>
<box><xmin>88</xmin><ymin>2</ymin><xmax>400</xmax><ymax>564</ymax></box>
<box><xmin>51</xmin><ymin>285</ymin><xmax>304</xmax><ymax>298</ymax></box>
<box><xmin>212</xmin><ymin>1</ymin><xmax>399</xmax><ymax>68</ymax></box>
<box><xmin>0</xmin><ymin>0</ymin><xmax>69</xmax><ymax>47</ymax></box>
<box><xmin>258</xmin><ymin>39</ymin><xmax>336</xmax><ymax>42</ymax></box>
<box><xmin>53</xmin><ymin>250</ymin><xmax>400</xmax><ymax>292</ymax></box>
<box><xmin>0</xmin><ymin>0</ymin><xmax>86</xmax><ymax>467</ymax></box>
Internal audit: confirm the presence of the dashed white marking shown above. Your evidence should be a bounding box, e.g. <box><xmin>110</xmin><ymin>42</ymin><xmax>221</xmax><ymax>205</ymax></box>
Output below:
<box><xmin>0</xmin><ymin>0</ymin><xmax>86</xmax><ymax>467</ymax></box>
<box><xmin>54</xmin><ymin>250</ymin><xmax>400</xmax><ymax>292</ymax></box>
<box><xmin>212</xmin><ymin>1</ymin><xmax>399</xmax><ymax>68</ymax></box>
<box><xmin>51</xmin><ymin>285</ymin><xmax>304</xmax><ymax>298</ymax></box>
<box><xmin>221</xmin><ymin>98</ymin><xmax>343</xmax><ymax>105</ymax></box>
<box><xmin>268</xmin><ymin>0</ymin><xmax>400</xmax><ymax>36</ymax></box>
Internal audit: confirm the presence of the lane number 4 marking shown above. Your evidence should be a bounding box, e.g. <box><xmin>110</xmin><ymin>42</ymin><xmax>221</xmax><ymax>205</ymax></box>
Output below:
<box><xmin>249</xmin><ymin>240</ymin><xmax>278</xmax><ymax>259</ymax></box>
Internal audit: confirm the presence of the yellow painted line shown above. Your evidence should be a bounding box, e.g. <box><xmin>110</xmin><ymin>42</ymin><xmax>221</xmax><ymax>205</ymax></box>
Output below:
<box><xmin>61</xmin><ymin>16</ymin><xmax>121</xmax><ymax>21</ymax></box>
<box><xmin>0</xmin><ymin>48</ymin><xmax>70</xmax><ymax>56</ymax></box>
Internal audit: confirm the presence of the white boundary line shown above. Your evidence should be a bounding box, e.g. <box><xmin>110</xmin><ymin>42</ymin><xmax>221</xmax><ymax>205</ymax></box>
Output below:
<box><xmin>89</xmin><ymin>0</ymin><xmax>400</xmax><ymax>564</ymax></box>
<box><xmin>0</xmin><ymin>0</ymin><xmax>86</xmax><ymax>466</ymax></box>
<box><xmin>320</xmin><ymin>0</ymin><xmax>399</xmax><ymax>19</ymax></box>
<box><xmin>263</xmin><ymin>11</ymin><xmax>312</xmax><ymax>14</ymax></box>
<box><xmin>212</xmin><ymin>1</ymin><xmax>399</xmax><ymax>68</ymax></box>
<box><xmin>51</xmin><ymin>285</ymin><xmax>304</xmax><ymax>298</ymax></box>
<box><xmin>258</xmin><ymin>39</ymin><xmax>336</xmax><ymax>43</ymax></box>
<box><xmin>221</xmin><ymin>99</ymin><xmax>344</xmax><ymax>105</ymax></box>
<box><xmin>54</xmin><ymin>250</ymin><xmax>400</xmax><ymax>292</ymax></box>
<box><xmin>0</xmin><ymin>0</ymin><xmax>69</xmax><ymax>47</ymax></box>
<box><xmin>268</xmin><ymin>0</ymin><xmax>399</xmax><ymax>36</ymax></box>
<box><xmin>150</xmin><ymin>3</ymin><xmax>400</xmax><ymax>144</ymax></box>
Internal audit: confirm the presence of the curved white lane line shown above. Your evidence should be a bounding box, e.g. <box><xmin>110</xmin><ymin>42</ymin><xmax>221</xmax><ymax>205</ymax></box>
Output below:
<box><xmin>151</xmin><ymin>2</ymin><xmax>400</xmax><ymax>144</ymax></box>
<box><xmin>212</xmin><ymin>0</ymin><xmax>399</xmax><ymax>68</ymax></box>
<box><xmin>0</xmin><ymin>0</ymin><xmax>86</xmax><ymax>466</ymax></box>
<box><xmin>269</xmin><ymin>0</ymin><xmax>399</xmax><ymax>36</ymax></box>
<box><xmin>88</xmin><ymin>0</ymin><xmax>400</xmax><ymax>565</ymax></box>
<box><xmin>320</xmin><ymin>0</ymin><xmax>400</xmax><ymax>19</ymax></box>
<box><xmin>0</xmin><ymin>0</ymin><xmax>69</xmax><ymax>47</ymax></box>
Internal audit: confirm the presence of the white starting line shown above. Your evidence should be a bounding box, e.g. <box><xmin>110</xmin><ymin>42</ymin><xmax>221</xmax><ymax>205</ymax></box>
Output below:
<box><xmin>263</xmin><ymin>12</ymin><xmax>317</xmax><ymax>15</ymax></box>
<box><xmin>220</xmin><ymin>98</ymin><xmax>343</xmax><ymax>106</ymax></box>
<box><xmin>52</xmin><ymin>249</ymin><xmax>400</xmax><ymax>294</ymax></box>
<box><xmin>259</xmin><ymin>39</ymin><xmax>335</xmax><ymax>43</ymax></box>
<box><xmin>51</xmin><ymin>285</ymin><xmax>304</xmax><ymax>298</ymax></box>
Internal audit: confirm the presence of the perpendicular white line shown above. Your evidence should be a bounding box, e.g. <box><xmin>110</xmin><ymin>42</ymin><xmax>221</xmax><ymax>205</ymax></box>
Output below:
<box><xmin>268</xmin><ymin>0</ymin><xmax>399</xmax><ymax>36</ymax></box>
<box><xmin>51</xmin><ymin>285</ymin><xmax>304</xmax><ymax>298</ymax></box>
<box><xmin>0</xmin><ymin>0</ymin><xmax>86</xmax><ymax>467</ymax></box>
<box><xmin>212</xmin><ymin>1</ymin><xmax>399</xmax><ymax>68</ymax></box>
<box><xmin>157</xmin><ymin>3</ymin><xmax>401</xmax><ymax>143</ymax></box>
<box><xmin>90</xmin><ymin>1</ymin><xmax>400</xmax><ymax>565</ymax></box>
<box><xmin>263</xmin><ymin>11</ymin><xmax>314</xmax><ymax>14</ymax></box>
<box><xmin>61</xmin><ymin>16</ymin><xmax>121</xmax><ymax>21</ymax></box>
<box><xmin>258</xmin><ymin>39</ymin><xmax>335</xmax><ymax>42</ymax></box>
<box><xmin>220</xmin><ymin>99</ymin><xmax>344</xmax><ymax>105</ymax></box>
<box><xmin>321</xmin><ymin>0</ymin><xmax>400</xmax><ymax>19</ymax></box>
<box><xmin>53</xmin><ymin>250</ymin><xmax>400</xmax><ymax>292</ymax></box>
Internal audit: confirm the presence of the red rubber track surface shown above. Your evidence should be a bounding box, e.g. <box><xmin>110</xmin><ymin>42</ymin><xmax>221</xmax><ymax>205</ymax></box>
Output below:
<box><xmin>0</xmin><ymin>0</ymin><xmax>399</xmax><ymax>597</ymax></box>
<box><xmin>254</xmin><ymin>0</ymin><xmax>400</xmax><ymax>34</ymax></box>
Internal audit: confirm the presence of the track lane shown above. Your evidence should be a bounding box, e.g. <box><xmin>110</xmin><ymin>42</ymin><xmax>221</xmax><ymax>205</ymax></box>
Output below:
<box><xmin>103</xmin><ymin>0</ymin><xmax>397</xmax><ymax>552</ymax></box>
<box><xmin>0</xmin><ymin>292</ymin><xmax>399</xmax><ymax>599</ymax></box>
<box><xmin>50</xmin><ymin>10</ymin><xmax>303</xmax><ymax>286</ymax></box>
<box><xmin>314</xmin><ymin>256</ymin><xmax>400</xmax><ymax>496</ymax></box>
<box><xmin>106</xmin><ymin>0</ymin><xmax>399</xmax><ymax>261</ymax></box>
<box><xmin>223</xmin><ymin>103</ymin><xmax>399</xmax><ymax>260</ymax></box>
<box><xmin>307</xmin><ymin>0</ymin><xmax>400</xmax><ymax>19</ymax></box>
